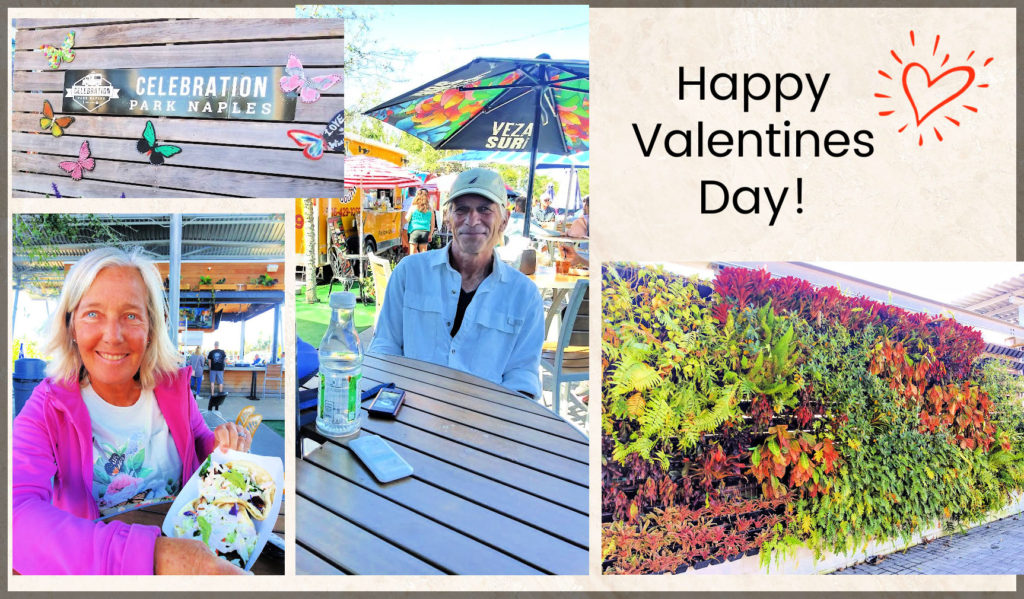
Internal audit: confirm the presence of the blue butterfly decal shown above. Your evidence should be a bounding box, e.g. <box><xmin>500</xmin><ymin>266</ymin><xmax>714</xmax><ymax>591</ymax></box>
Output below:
<box><xmin>287</xmin><ymin>130</ymin><xmax>324</xmax><ymax>160</ymax></box>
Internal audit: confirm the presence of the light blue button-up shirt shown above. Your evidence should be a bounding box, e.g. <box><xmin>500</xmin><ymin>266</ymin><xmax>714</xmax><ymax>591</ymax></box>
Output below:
<box><xmin>369</xmin><ymin>246</ymin><xmax>544</xmax><ymax>398</ymax></box>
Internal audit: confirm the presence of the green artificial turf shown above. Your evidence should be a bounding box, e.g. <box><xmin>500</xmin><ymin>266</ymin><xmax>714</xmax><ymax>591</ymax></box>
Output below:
<box><xmin>263</xmin><ymin>420</ymin><xmax>286</xmax><ymax>437</ymax></box>
<box><xmin>296</xmin><ymin>282</ymin><xmax>377</xmax><ymax>348</ymax></box>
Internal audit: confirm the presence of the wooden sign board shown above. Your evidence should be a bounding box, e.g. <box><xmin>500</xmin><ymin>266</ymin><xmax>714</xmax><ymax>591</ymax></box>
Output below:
<box><xmin>62</xmin><ymin>67</ymin><xmax>297</xmax><ymax>120</ymax></box>
<box><xmin>12</xmin><ymin>18</ymin><xmax>344</xmax><ymax>198</ymax></box>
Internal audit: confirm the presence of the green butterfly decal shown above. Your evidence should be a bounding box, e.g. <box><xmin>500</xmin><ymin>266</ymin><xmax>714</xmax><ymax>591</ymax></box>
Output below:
<box><xmin>137</xmin><ymin>120</ymin><xmax>182</xmax><ymax>165</ymax></box>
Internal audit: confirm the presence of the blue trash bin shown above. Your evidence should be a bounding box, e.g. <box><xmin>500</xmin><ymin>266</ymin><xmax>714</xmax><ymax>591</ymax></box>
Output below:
<box><xmin>13</xmin><ymin>358</ymin><xmax>47</xmax><ymax>417</ymax></box>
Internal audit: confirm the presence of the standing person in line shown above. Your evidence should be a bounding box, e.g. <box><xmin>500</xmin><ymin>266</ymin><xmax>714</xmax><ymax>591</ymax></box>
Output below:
<box><xmin>207</xmin><ymin>341</ymin><xmax>227</xmax><ymax>397</ymax></box>
<box><xmin>371</xmin><ymin>167</ymin><xmax>545</xmax><ymax>398</ymax></box>
<box><xmin>404</xmin><ymin>188</ymin><xmax>436</xmax><ymax>255</ymax></box>
<box><xmin>187</xmin><ymin>346</ymin><xmax>205</xmax><ymax>399</ymax></box>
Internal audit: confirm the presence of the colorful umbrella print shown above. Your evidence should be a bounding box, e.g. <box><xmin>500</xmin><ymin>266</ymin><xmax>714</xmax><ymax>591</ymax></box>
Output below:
<box><xmin>441</xmin><ymin>150</ymin><xmax>589</xmax><ymax>169</ymax></box>
<box><xmin>364</xmin><ymin>55</ymin><xmax>589</xmax><ymax>237</ymax></box>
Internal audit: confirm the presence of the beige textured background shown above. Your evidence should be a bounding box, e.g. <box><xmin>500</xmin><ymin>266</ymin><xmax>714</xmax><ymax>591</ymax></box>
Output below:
<box><xmin>591</xmin><ymin>8</ymin><xmax>1016</xmax><ymax>263</ymax></box>
<box><xmin>7</xmin><ymin>5</ymin><xmax>1018</xmax><ymax>594</ymax></box>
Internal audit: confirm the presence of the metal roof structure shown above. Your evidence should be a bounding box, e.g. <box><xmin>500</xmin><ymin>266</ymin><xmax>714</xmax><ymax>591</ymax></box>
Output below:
<box><xmin>951</xmin><ymin>273</ymin><xmax>1024</xmax><ymax>328</ymax></box>
<box><xmin>13</xmin><ymin>213</ymin><xmax>284</xmax><ymax>263</ymax></box>
<box><xmin>12</xmin><ymin>213</ymin><xmax>285</xmax><ymax>296</ymax></box>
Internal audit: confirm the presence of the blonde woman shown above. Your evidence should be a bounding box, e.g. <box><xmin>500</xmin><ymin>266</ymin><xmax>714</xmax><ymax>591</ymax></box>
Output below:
<box><xmin>13</xmin><ymin>247</ymin><xmax>251</xmax><ymax>575</ymax></box>
<box><xmin>404</xmin><ymin>188</ymin><xmax>436</xmax><ymax>255</ymax></box>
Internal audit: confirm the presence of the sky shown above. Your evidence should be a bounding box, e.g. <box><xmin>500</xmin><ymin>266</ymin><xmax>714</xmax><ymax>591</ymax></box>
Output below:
<box><xmin>341</xmin><ymin>5</ymin><xmax>589</xmax><ymax>109</ymax></box>
<box><xmin>811</xmin><ymin>262</ymin><xmax>1024</xmax><ymax>305</ymax></box>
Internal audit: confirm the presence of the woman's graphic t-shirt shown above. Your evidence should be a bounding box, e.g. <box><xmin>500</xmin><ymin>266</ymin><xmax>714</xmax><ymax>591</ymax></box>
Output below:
<box><xmin>82</xmin><ymin>385</ymin><xmax>183</xmax><ymax>516</ymax></box>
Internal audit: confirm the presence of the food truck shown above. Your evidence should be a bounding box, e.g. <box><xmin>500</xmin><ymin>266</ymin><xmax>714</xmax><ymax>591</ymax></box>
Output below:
<box><xmin>296</xmin><ymin>135</ymin><xmax>416</xmax><ymax>281</ymax></box>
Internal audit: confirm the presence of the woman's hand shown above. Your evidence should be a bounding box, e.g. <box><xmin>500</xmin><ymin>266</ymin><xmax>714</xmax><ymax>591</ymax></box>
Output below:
<box><xmin>213</xmin><ymin>422</ymin><xmax>252</xmax><ymax>453</ymax></box>
<box><xmin>154</xmin><ymin>537</ymin><xmax>250</xmax><ymax>575</ymax></box>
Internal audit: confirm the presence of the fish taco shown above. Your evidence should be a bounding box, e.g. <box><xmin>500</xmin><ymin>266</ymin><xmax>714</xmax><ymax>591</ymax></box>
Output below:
<box><xmin>173</xmin><ymin>497</ymin><xmax>258</xmax><ymax>567</ymax></box>
<box><xmin>197</xmin><ymin>458</ymin><xmax>276</xmax><ymax>521</ymax></box>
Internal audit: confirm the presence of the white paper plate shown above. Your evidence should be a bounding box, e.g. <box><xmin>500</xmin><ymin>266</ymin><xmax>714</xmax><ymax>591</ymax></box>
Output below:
<box><xmin>161</xmin><ymin>449</ymin><xmax>284</xmax><ymax>571</ymax></box>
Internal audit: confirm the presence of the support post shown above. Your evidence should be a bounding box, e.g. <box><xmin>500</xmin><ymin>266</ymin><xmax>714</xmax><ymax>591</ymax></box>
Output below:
<box><xmin>168</xmin><ymin>214</ymin><xmax>182</xmax><ymax>348</ymax></box>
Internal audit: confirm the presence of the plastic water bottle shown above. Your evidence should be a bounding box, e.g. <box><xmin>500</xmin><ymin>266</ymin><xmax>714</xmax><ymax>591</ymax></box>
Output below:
<box><xmin>317</xmin><ymin>292</ymin><xmax>363</xmax><ymax>437</ymax></box>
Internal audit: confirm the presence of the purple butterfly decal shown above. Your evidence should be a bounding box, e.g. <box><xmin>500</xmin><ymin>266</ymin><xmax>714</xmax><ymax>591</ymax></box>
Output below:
<box><xmin>280</xmin><ymin>54</ymin><xmax>341</xmax><ymax>104</ymax></box>
<box><xmin>58</xmin><ymin>140</ymin><xmax>95</xmax><ymax>180</ymax></box>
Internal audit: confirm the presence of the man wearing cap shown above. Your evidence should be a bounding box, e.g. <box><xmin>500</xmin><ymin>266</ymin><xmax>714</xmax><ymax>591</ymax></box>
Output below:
<box><xmin>370</xmin><ymin>167</ymin><xmax>545</xmax><ymax>398</ymax></box>
<box><xmin>533</xmin><ymin>193</ymin><xmax>556</xmax><ymax>222</ymax></box>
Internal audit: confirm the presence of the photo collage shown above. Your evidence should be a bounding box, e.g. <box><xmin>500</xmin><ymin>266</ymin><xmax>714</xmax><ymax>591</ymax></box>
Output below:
<box><xmin>7</xmin><ymin>4</ymin><xmax>1021</xmax><ymax>594</ymax></box>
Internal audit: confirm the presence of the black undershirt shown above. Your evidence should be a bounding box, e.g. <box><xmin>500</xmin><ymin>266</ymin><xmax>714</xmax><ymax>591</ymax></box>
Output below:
<box><xmin>449</xmin><ymin>288</ymin><xmax>477</xmax><ymax>337</ymax></box>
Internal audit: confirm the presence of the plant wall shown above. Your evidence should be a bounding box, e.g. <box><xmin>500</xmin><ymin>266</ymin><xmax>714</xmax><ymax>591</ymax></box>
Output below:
<box><xmin>602</xmin><ymin>263</ymin><xmax>1024</xmax><ymax>574</ymax></box>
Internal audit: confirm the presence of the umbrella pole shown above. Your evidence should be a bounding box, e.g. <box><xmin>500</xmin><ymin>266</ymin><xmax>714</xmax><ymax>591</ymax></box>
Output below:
<box><xmin>522</xmin><ymin>84</ymin><xmax>544</xmax><ymax>238</ymax></box>
<box><xmin>359</xmin><ymin>185</ymin><xmax>366</xmax><ymax>303</ymax></box>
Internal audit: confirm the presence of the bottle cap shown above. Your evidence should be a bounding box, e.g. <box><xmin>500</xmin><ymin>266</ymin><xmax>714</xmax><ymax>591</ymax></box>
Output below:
<box><xmin>330</xmin><ymin>291</ymin><xmax>356</xmax><ymax>309</ymax></box>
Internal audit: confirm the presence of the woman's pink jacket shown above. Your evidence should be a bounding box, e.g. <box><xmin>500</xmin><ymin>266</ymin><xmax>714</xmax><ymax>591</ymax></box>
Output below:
<box><xmin>12</xmin><ymin>367</ymin><xmax>215</xmax><ymax>574</ymax></box>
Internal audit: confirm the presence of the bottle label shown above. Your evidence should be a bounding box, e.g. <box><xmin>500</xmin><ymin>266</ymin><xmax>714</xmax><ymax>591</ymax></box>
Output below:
<box><xmin>346</xmin><ymin>373</ymin><xmax>361</xmax><ymax>422</ymax></box>
<box><xmin>318</xmin><ymin>372</ymin><xmax>327</xmax><ymax>418</ymax></box>
<box><xmin>318</xmin><ymin>371</ymin><xmax>362</xmax><ymax>424</ymax></box>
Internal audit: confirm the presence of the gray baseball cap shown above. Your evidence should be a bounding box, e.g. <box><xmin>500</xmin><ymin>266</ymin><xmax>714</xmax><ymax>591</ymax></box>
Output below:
<box><xmin>444</xmin><ymin>167</ymin><xmax>507</xmax><ymax>207</ymax></box>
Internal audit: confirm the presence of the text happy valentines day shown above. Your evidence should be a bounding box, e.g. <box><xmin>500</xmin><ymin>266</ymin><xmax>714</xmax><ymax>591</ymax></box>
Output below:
<box><xmin>632</xmin><ymin>67</ymin><xmax>876</xmax><ymax>226</ymax></box>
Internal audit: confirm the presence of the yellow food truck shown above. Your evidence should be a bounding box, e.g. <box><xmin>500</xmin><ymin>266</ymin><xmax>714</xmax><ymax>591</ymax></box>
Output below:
<box><xmin>296</xmin><ymin>135</ymin><xmax>416</xmax><ymax>281</ymax></box>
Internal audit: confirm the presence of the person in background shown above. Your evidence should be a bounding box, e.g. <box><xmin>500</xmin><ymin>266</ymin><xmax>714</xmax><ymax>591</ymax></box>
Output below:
<box><xmin>187</xmin><ymin>346</ymin><xmax>205</xmax><ymax>399</ymax></box>
<box><xmin>562</xmin><ymin>196</ymin><xmax>590</xmax><ymax>268</ymax></box>
<box><xmin>371</xmin><ymin>167</ymin><xmax>544</xmax><ymax>398</ymax></box>
<box><xmin>567</xmin><ymin>196</ymin><xmax>589</xmax><ymax>239</ymax></box>
<box><xmin>533</xmin><ymin>193</ymin><xmax>555</xmax><ymax>222</ymax></box>
<box><xmin>207</xmin><ymin>341</ymin><xmax>226</xmax><ymax>397</ymax></box>
<box><xmin>252</xmin><ymin>354</ymin><xmax>264</xmax><ymax>367</ymax></box>
<box><xmin>12</xmin><ymin>246</ymin><xmax>251</xmax><ymax>574</ymax></box>
<box><xmin>404</xmin><ymin>188</ymin><xmax>436</xmax><ymax>255</ymax></box>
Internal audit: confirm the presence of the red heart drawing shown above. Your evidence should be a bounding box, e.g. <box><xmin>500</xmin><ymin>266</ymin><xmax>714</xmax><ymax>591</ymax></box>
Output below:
<box><xmin>901</xmin><ymin>62</ymin><xmax>975</xmax><ymax>126</ymax></box>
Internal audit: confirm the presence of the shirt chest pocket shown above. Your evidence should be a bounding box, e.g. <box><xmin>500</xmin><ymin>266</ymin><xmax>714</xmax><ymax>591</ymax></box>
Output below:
<box><xmin>402</xmin><ymin>294</ymin><xmax>445</xmax><ymax>358</ymax></box>
<box><xmin>466</xmin><ymin>310</ymin><xmax>522</xmax><ymax>381</ymax></box>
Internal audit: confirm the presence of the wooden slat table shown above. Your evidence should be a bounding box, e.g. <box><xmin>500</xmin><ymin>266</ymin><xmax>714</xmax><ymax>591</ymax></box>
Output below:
<box><xmin>103</xmin><ymin>501</ymin><xmax>285</xmax><ymax>575</ymax></box>
<box><xmin>296</xmin><ymin>352</ymin><xmax>589</xmax><ymax>575</ymax></box>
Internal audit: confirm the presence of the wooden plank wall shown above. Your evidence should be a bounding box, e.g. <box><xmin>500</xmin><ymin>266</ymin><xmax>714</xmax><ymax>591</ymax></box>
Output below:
<box><xmin>12</xmin><ymin>18</ymin><xmax>344</xmax><ymax>198</ymax></box>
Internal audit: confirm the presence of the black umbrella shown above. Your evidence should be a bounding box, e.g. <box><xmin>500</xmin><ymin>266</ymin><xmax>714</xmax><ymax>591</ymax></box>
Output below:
<box><xmin>364</xmin><ymin>55</ymin><xmax>589</xmax><ymax>237</ymax></box>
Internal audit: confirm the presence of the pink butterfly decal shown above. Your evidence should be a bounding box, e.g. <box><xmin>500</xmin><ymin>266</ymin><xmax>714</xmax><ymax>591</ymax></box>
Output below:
<box><xmin>280</xmin><ymin>54</ymin><xmax>341</xmax><ymax>104</ymax></box>
<box><xmin>58</xmin><ymin>140</ymin><xmax>95</xmax><ymax>181</ymax></box>
<box><xmin>287</xmin><ymin>130</ymin><xmax>324</xmax><ymax>160</ymax></box>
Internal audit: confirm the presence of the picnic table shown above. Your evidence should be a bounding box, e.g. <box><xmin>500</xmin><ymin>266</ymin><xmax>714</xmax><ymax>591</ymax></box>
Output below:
<box><xmin>295</xmin><ymin>352</ymin><xmax>589</xmax><ymax>575</ymax></box>
<box><xmin>102</xmin><ymin>501</ymin><xmax>285</xmax><ymax>575</ymax></box>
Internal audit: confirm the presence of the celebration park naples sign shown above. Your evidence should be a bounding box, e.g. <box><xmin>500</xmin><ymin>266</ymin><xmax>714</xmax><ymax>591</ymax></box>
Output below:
<box><xmin>62</xmin><ymin>67</ymin><xmax>297</xmax><ymax>120</ymax></box>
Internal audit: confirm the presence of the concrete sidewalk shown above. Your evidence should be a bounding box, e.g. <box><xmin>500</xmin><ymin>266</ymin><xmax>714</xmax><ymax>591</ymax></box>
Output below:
<box><xmin>830</xmin><ymin>514</ymin><xmax>1024</xmax><ymax>575</ymax></box>
<box><xmin>194</xmin><ymin>389</ymin><xmax>285</xmax><ymax>422</ymax></box>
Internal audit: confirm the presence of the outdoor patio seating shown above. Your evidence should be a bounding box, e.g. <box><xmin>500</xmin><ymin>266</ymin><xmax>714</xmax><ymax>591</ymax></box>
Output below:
<box><xmin>367</xmin><ymin>253</ymin><xmax>393</xmax><ymax>326</ymax></box>
<box><xmin>262</xmin><ymin>363</ymin><xmax>284</xmax><ymax>401</ymax></box>
<box><xmin>540</xmin><ymin>278</ymin><xmax>589</xmax><ymax>415</ymax></box>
